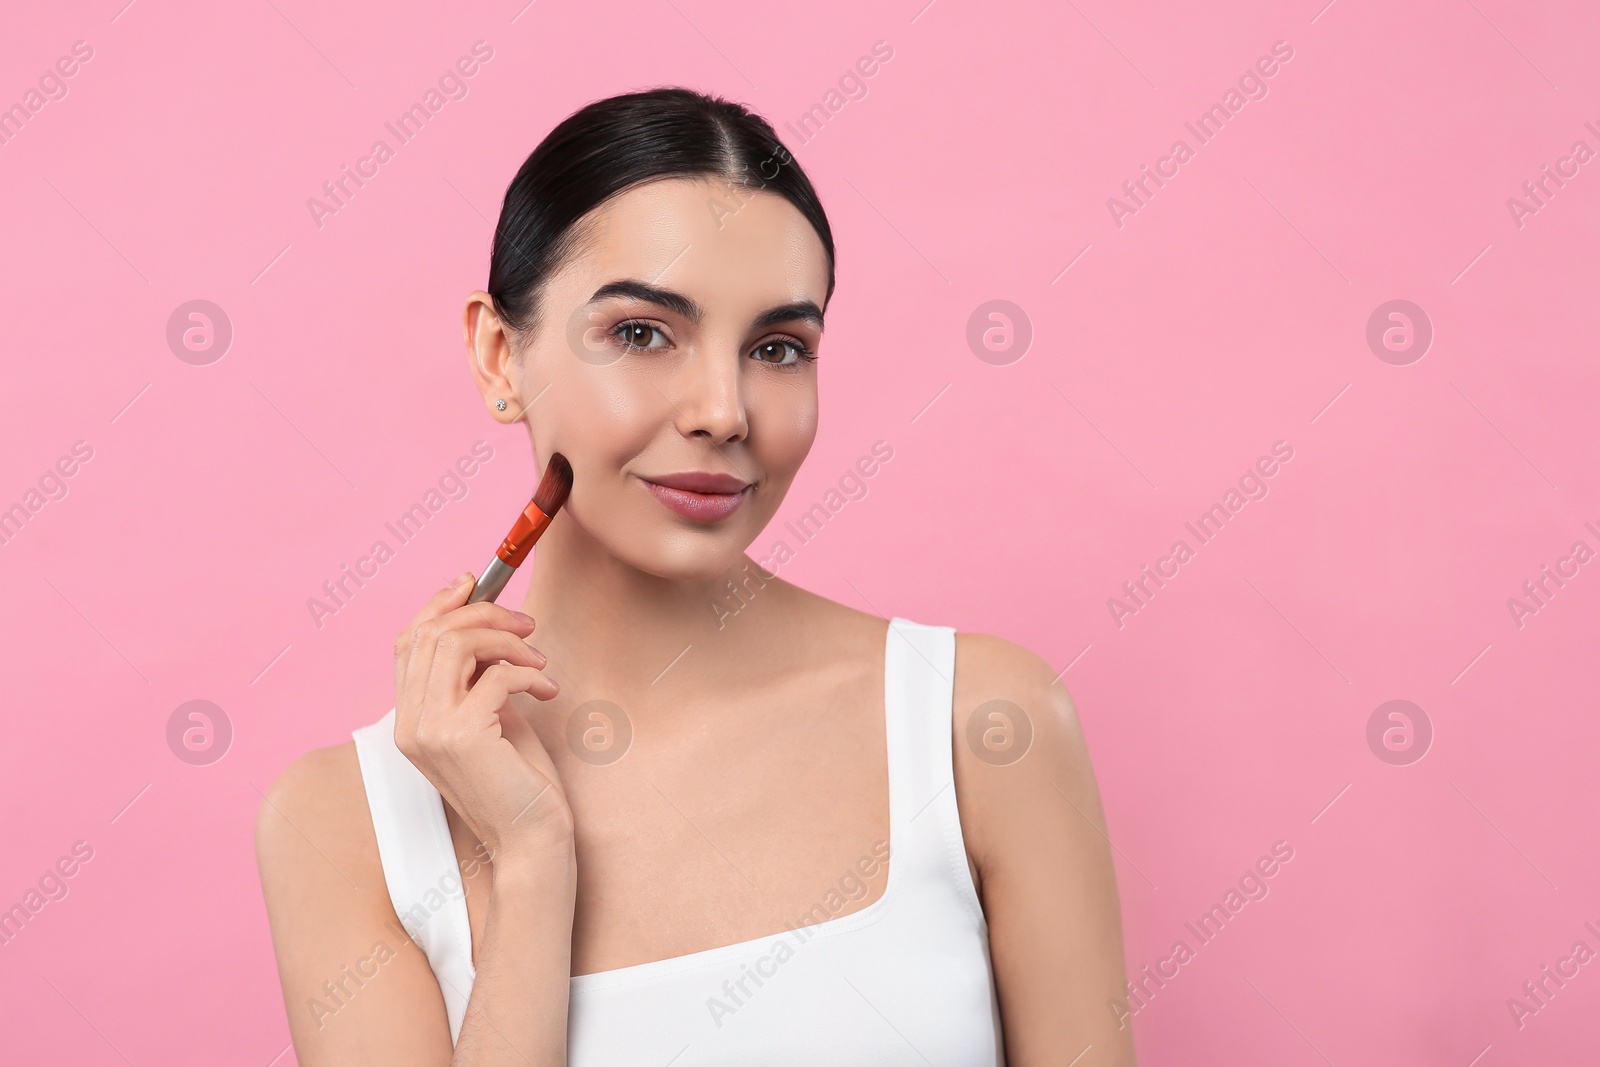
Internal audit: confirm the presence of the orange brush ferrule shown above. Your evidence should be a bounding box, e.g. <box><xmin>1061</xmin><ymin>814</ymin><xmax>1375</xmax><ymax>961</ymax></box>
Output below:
<box><xmin>498</xmin><ymin>502</ymin><xmax>556</xmax><ymax>568</ymax></box>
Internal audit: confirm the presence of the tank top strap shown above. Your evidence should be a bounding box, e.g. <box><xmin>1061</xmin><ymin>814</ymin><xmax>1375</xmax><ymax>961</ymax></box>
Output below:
<box><xmin>884</xmin><ymin>617</ymin><xmax>987</xmax><ymax>927</ymax></box>
<box><xmin>351</xmin><ymin>708</ymin><xmax>475</xmax><ymax>1044</ymax></box>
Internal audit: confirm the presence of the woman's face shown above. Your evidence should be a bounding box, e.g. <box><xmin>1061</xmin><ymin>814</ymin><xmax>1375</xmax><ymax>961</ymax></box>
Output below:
<box><xmin>495</xmin><ymin>176</ymin><xmax>831</xmax><ymax>581</ymax></box>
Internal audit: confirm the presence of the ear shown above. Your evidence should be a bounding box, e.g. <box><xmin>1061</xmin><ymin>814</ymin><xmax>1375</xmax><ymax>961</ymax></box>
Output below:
<box><xmin>463</xmin><ymin>290</ymin><xmax>524</xmax><ymax>422</ymax></box>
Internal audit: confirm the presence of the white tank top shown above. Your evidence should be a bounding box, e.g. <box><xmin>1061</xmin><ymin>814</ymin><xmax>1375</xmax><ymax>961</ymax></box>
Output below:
<box><xmin>352</xmin><ymin>616</ymin><xmax>1004</xmax><ymax>1063</ymax></box>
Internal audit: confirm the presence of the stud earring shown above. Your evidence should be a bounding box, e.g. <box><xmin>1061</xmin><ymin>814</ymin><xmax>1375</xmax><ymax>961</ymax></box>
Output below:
<box><xmin>495</xmin><ymin>399</ymin><xmax>507</xmax><ymax>411</ymax></box>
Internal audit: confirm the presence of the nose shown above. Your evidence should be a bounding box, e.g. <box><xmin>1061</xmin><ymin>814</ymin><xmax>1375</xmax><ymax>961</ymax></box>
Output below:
<box><xmin>671</xmin><ymin>343</ymin><xmax>749</xmax><ymax>445</ymax></box>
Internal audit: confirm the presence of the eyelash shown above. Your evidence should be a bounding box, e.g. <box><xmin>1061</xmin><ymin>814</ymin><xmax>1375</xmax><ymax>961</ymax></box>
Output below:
<box><xmin>610</xmin><ymin>320</ymin><xmax>817</xmax><ymax>370</ymax></box>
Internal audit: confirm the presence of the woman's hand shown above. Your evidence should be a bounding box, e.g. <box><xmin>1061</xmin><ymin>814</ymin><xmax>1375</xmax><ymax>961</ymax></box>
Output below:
<box><xmin>257</xmin><ymin>572</ymin><xmax>576</xmax><ymax>1067</ymax></box>
<box><xmin>393</xmin><ymin>572</ymin><xmax>572</xmax><ymax>864</ymax></box>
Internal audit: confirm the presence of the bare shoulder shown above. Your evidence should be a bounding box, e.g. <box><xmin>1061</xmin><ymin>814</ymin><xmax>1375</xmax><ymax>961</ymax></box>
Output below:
<box><xmin>947</xmin><ymin>633</ymin><xmax>1134</xmax><ymax>1064</ymax></box>
<box><xmin>255</xmin><ymin>740</ymin><xmax>388</xmax><ymax>913</ymax></box>
<box><xmin>256</xmin><ymin>742</ymin><xmax>455</xmax><ymax>1060</ymax></box>
<box><xmin>952</xmin><ymin>630</ymin><xmax>1085</xmax><ymax>747</ymax></box>
<box><xmin>259</xmin><ymin>741</ymin><xmax>364</xmax><ymax>813</ymax></box>
<box><xmin>254</xmin><ymin>742</ymin><xmax>398</xmax><ymax>979</ymax></box>
<box><xmin>950</xmin><ymin>631</ymin><xmax>1099</xmax><ymax>874</ymax></box>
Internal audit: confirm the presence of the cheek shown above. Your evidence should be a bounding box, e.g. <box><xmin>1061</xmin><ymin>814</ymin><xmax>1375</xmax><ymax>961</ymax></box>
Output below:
<box><xmin>764</xmin><ymin>389</ymin><xmax>819</xmax><ymax>467</ymax></box>
<box><xmin>541</xmin><ymin>366</ymin><xmax>662</xmax><ymax>461</ymax></box>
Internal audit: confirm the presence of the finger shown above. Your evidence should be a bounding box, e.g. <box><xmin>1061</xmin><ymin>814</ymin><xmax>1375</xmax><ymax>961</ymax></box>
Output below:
<box><xmin>415</xmin><ymin>627</ymin><xmax>552</xmax><ymax>736</ymax></box>
<box><xmin>395</xmin><ymin>573</ymin><xmax>477</xmax><ymax>694</ymax></box>
<box><xmin>439</xmin><ymin>600</ymin><xmax>541</xmax><ymax>652</ymax></box>
<box><xmin>442</xmin><ymin>662</ymin><xmax>558</xmax><ymax>760</ymax></box>
<box><xmin>496</xmin><ymin>691</ymin><xmax>564</xmax><ymax>786</ymax></box>
<box><xmin>421</xmin><ymin>572</ymin><xmax>479</xmax><ymax>626</ymax></box>
<box><xmin>401</xmin><ymin>592</ymin><xmax>543</xmax><ymax>737</ymax></box>
<box><xmin>420</xmin><ymin>598</ymin><xmax>543</xmax><ymax>678</ymax></box>
<box><xmin>396</xmin><ymin>573</ymin><xmax>480</xmax><ymax>737</ymax></box>
<box><xmin>462</xmin><ymin>663</ymin><xmax>560</xmax><ymax>717</ymax></box>
<box><xmin>430</xmin><ymin>626</ymin><xmax>548</xmax><ymax>681</ymax></box>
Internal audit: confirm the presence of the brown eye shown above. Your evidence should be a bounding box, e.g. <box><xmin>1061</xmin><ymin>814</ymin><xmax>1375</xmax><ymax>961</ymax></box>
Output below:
<box><xmin>612</xmin><ymin>321</ymin><xmax>668</xmax><ymax>351</ymax></box>
<box><xmin>752</xmin><ymin>338</ymin><xmax>813</xmax><ymax>367</ymax></box>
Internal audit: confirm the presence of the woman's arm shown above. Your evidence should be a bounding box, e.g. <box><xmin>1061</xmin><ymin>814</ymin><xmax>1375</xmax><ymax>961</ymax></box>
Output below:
<box><xmin>450</xmin><ymin>837</ymin><xmax>576</xmax><ymax>1064</ymax></box>
<box><xmin>256</xmin><ymin>743</ymin><xmax>458</xmax><ymax>1064</ymax></box>
<box><xmin>953</xmin><ymin>633</ymin><xmax>1139</xmax><ymax>1066</ymax></box>
<box><xmin>256</xmin><ymin>746</ymin><xmax>579</xmax><ymax>1066</ymax></box>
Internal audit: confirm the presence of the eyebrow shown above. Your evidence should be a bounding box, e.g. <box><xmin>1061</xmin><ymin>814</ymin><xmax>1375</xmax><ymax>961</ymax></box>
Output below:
<box><xmin>588</xmin><ymin>279</ymin><xmax>824</xmax><ymax>332</ymax></box>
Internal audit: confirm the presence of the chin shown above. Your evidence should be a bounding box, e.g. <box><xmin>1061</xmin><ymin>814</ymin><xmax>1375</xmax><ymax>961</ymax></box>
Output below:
<box><xmin>628</xmin><ymin>526</ymin><xmax>756</xmax><ymax>582</ymax></box>
<box><xmin>603</xmin><ymin>497</ymin><xmax>770</xmax><ymax>581</ymax></box>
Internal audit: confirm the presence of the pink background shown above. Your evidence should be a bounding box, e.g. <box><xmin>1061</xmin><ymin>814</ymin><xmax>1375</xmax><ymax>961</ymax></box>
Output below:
<box><xmin>3</xmin><ymin>0</ymin><xmax>1598</xmax><ymax>1063</ymax></box>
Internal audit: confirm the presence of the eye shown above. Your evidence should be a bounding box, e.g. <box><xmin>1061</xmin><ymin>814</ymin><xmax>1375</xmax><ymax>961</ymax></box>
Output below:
<box><xmin>751</xmin><ymin>336</ymin><xmax>816</xmax><ymax>369</ymax></box>
<box><xmin>610</xmin><ymin>320</ymin><xmax>670</xmax><ymax>352</ymax></box>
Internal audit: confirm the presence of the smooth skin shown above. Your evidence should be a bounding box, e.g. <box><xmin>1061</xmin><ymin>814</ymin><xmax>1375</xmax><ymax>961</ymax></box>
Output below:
<box><xmin>256</xmin><ymin>176</ymin><xmax>1137</xmax><ymax>1065</ymax></box>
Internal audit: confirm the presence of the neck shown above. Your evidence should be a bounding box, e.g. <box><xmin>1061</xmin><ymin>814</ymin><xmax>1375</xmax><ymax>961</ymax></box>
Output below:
<box><xmin>514</xmin><ymin>515</ymin><xmax>786</xmax><ymax>702</ymax></box>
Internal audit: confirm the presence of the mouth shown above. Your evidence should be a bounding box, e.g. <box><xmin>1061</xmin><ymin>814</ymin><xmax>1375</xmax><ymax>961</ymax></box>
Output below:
<box><xmin>637</xmin><ymin>473</ymin><xmax>752</xmax><ymax>524</ymax></box>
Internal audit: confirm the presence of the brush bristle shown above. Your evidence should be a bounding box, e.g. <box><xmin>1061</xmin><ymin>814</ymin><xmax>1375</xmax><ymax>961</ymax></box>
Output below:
<box><xmin>533</xmin><ymin>452</ymin><xmax>573</xmax><ymax>515</ymax></box>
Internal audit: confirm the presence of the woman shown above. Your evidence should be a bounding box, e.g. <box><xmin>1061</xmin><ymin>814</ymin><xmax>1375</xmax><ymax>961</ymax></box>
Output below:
<box><xmin>256</xmin><ymin>86</ymin><xmax>1136</xmax><ymax>1066</ymax></box>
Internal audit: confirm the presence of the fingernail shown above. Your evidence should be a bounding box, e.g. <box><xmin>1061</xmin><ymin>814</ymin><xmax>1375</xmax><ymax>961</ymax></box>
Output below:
<box><xmin>513</xmin><ymin>610</ymin><xmax>536</xmax><ymax>625</ymax></box>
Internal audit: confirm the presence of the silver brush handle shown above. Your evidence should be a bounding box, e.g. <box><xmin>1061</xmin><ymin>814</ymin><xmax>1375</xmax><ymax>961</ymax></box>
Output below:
<box><xmin>467</xmin><ymin>556</ymin><xmax>515</xmax><ymax>605</ymax></box>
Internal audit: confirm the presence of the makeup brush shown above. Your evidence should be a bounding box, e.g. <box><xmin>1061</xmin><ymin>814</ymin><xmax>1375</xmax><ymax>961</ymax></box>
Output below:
<box><xmin>466</xmin><ymin>452</ymin><xmax>573</xmax><ymax>605</ymax></box>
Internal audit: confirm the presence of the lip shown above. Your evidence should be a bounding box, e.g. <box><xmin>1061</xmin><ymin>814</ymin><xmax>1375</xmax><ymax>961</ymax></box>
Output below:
<box><xmin>638</xmin><ymin>472</ymin><xmax>752</xmax><ymax>523</ymax></box>
<box><xmin>644</xmin><ymin>471</ymin><xmax>751</xmax><ymax>493</ymax></box>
